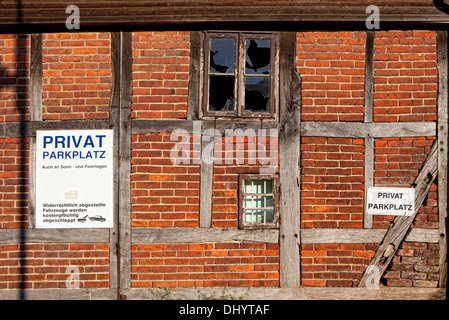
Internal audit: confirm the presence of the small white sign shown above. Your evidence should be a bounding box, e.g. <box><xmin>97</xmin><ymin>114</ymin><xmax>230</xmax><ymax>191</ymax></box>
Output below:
<box><xmin>35</xmin><ymin>130</ymin><xmax>114</xmax><ymax>228</ymax></box>
<box><xmin>366</xmin><ymin>187</ymin><xmax>415</xmax><ymax>216</ymax></box>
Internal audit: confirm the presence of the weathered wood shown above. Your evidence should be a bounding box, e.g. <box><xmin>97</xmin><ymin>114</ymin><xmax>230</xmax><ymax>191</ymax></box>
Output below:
<box><xmin>359</xmin><ymin>141</ymin><xmax>439</xmax><ymax>287</ymax></box>
<box><xmin>437</xmin><ymin>30</ymin><xmax>448</xmax><ymax>288</ymax></box>
<box><xmin>108</xmin><ymin>31</ymin><xmax>121</xmax><ymax>292</ymax></box>
<box><xmin>301</xmin><ymin>122</ymin><xmax>436</xmax><ymax>138</ymax></box>
<box><xmin>364</xmin><ymin>31</ymin><xmax>374</xmax><ymax>124</ymax></box>
<box><xmin>199</xmin><ymin>132</ymin><xmax>214</xmax><ymax>228</ymax></box>
<box><xmin>187</xmin><ymin>31</ymin><xmax>202</xmax><ymax>121</ymax></box>
<box><xmin>128</xmin><ymin>227</ymin><xmax>438</xmax><ymax>244</ymax></box>
<box><xmin>3</xmin><ymin>0</ymin><xmax>449</xmax><ymax>31</ymax></box>
<box><xmin>0</xmin><ymin>120</ymin><xmax>110</xmax><ymax>138</ymax></box>
<box><xmin>30</xmin><ymin>34</ymin><xmax>42</xmax><ymax>122</ymax></box>
<box><xmin>278</xmin><ymin>31</ymin><xmax>301</xmax><ymax>288</ymax></box>
<box><xmin>301</xmin><ymin>228</ymin><xmax>439</xmax><ymax>244</ymax></box>
<box><xmin>122</xmin><ymin>287</ymin><xmax>445</xmax><ymax>300</ymax></box>
<box><xmin>118</xmin><ymin>31</ymin><xmax>133</xmax><ymax>292</ymax></box>
<box><xmin>364</xmin><ymin>137</ymin><xmax>374</xmax><ymax>229</ymax></box>
<box><xmin>0</xmin><ymin>229</ymin><xmax>110</xmax><ymax>243</ymax></box>
<box><xmin>0</xmin><ymin>286</ymin><xmax>444</xmax><ymax>300</ymax></box>
<box><xmin>131</xmin><ymin>227</ymin><xmax>279</xmax><ymax>244</ymax></box>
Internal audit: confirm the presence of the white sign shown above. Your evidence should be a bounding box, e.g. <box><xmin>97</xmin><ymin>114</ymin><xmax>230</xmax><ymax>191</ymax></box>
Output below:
<box><xmin>36</xmin><ymin>130</ymin><xmax>114</xmax><ymax>228</ymax></box>
<box><xmin>366</xmin><ymin>187</ymin><xmax>415</xmax><ymax>216</ymax></box>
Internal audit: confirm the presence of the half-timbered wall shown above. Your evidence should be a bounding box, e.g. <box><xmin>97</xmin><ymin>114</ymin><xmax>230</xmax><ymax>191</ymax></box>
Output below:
<box><xmin>0</xmin><ymin>28</ymin><xmax>447</xmax><ymax>299</ymax></box>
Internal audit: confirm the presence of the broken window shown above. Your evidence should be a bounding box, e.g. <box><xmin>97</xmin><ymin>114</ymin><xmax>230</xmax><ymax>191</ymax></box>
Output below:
<box><xmin>203</xmin><ymin>32</ymin><xmax>278</xmax><ymax>118</ymax></box>
<box><xmin>239</xmin><ymin>174</ymin><xmax>279</xmax><ymax>229</ymax></box>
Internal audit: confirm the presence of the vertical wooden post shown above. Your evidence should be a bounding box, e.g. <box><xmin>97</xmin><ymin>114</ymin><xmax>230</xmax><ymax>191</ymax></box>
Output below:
<box><xmin>118</xmin><ymin>31</ymin><xmax>133</xmax><ymax>295</ymax></box>
<box><xmin>279</xmin><ymin>32</ymin><xmax>301</xmax><ymax>288</ymax></box>
<box><xmin>364</xmin><ymin>31</ymin><xmax>375</xmax><ymax>229</ymax></box>
<box><xmin>109</xmin><ymin>31</ymin><xmax>132</xmax><ymax>296</ymax></box>
<box><xmin>28</xmin><ymin>34</ymin><xmax>43</xmax><ymax>229</ymax></box>
<box><xmin>437</xmin><ymin>30</ymin><xmax>448</xmax><ymax>288</ymax></box>
<box><xmin>199</xmin><ymin>129</ymin><xmax>214</xmax><ymax>228</ymax></box>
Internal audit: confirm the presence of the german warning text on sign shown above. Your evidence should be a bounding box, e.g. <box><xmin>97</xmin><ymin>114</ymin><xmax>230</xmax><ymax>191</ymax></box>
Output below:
<box><xmin>36</xmin><ymin>130</ymin><xmax>114</xmax><ymax>228</ymax></box>
<box><xmin>366</xmin><ymin>187</ymin><xmax>415</xmax><ymax>216</ymax></box>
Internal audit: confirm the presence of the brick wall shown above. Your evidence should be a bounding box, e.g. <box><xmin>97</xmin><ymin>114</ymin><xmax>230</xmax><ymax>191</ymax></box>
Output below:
<box><xmin>42</xmin><ymin>32</ymin><xmax>112</xmax><ymax>121</ymax></box>
<box><xmin>0</xmin><ymin>34</ymin><xmax>30</xmax><ymax>122</ymax></box>
<box><xmin>301</xmin><ymin>137</ymin><xmax>365</xmax><ymax>229</ymax></box>
<box><xmin>373</xmin><ymin>137</ymin><xmax>438</xmax><ymax>229</ymax></box>
<box><xmin>301</xmin><ymin>243</ymin><xmax>377</xmax><ymax>287</ymax></box>
<box><xmin>131</xmin><ymin>132</ymin><xmax>200</xmax><ymax>228</ymax></box>
<box><xmin>0</xmin><ymin>137</ymin><xmax>29</xmax><ymax>229</ymax></box>
<box><xmin>298</xmin><ymin>30</ymin><xmax>439</xmax><ymax>288</ymax></box>
<box><xmin>296</xmin><ymin>31</ymin><xmax>366</xmax><ymax>122</ymax></box>
<box><xmin>0</xmin><ymin>243</ymin><xmax>109</xmax><ymax>290</ymax></box>
<box><xmin>132</xmin><ymin>31</ymin><xmax>190</xmax><ymax>119</ymax></box>
<box><xmin>373</xmin><ymin>31</ymin><xmax>437</xmax><ymax>122</ymax></box>
<box><xmin>131</xmin><ymin>242</ymin><xmax>279</xmax><ymax>288</ymax></box>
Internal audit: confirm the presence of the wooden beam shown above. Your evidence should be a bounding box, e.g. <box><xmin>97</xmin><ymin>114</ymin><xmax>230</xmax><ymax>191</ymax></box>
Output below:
<box><xmin>30</xmin><ymin>34</ymin><xmax>42</xmax><ymax>122</ymax></box>
<box><xmin>364</xmin><ymin>137</ymin><xmax>374</xmax><ymax>229</ymax></box>
<box><xmin>0</xmin><ymin>229</ymin><xmax>109</xmax><ymax>243</ymax></box>
<box><xmin>121</xmin><ymin>287</ymin><xmax>445</xmax><ymax>301</ymax></box>
<box><xmin>278</xmin><ymin>31</ymin><xmax>301</xmax><ymax>288</ymax></box>
<box><xmin>118</xmin><ymin>31</ymin><xmax>133</xmax><ymax>293</ymax></box>
<box><xmin>364</xmin><ymin>30</ymin><xmax>374</xmax><ymax>124</ymax></box>
<box><xmin>301</xmin><ymin>122</ymin><xmax>436</xmax><ymax>138</ymax></box>
<box><xmin>358</xmin><ymin>141</ymin><xmax>438</xmax><ymax>287</ymax></box>
<box><xmin>0</xmin><ymin>287</ymin><xmax>444</xmax><ymax>301</ymax></box>
<box><xmin>132</xmin><ymin>227</ymin><xmax>279</xmax><ymax>244</ymax></box>
<box><xmin>108</xmin><ymin>31</ymin><xmax>121</xmax><ymax>292</ymax></box>
<box><xmin>187</xmin><ymin>31</ymin><xmax>202</xmax><ymax>121</ymax></box>
<box><xmin>437</xmin><ymin>30</ymin><xmax>448</xmax><ymax>288</ymax></box>
<box><xmin>128</xmin><ymin>227</ymin><xmax>438</xmax><ymax>245</ymax></box>
<box><xmin>199</xmin><ymin>132</ymin><xmax>214</xmax><ymax>228</ymax></box>
<box><xmin>0</xmin><ymin>120</ymin><xmax>110</xmax><ymax>138</ymax></box>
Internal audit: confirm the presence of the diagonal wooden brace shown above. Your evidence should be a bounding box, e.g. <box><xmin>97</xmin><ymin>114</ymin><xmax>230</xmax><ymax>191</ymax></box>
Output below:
<box><xmin>358</xmin><ymin>141</ymin><xmax>438</xmax><ymax>287</ymax></box>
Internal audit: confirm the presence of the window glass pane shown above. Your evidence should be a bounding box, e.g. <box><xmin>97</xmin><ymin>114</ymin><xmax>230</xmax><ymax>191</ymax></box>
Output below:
<box><xmin>253</xmin><ymin>210</ymin><xmax>264</xmax><ymax>223</ymax></box>
<box><xmin>244</xmin><ymin>210</ymin><xmax>253</xmax><ymax>224</ymax></box>
<box><xmin>245</xmin><ymin>39</ymin><xmax>271</xmax><ymax>75</ymax></box>
<box><xmin>265</xmin><ymin>210</ymin><xmax>274</xmax><ymax>223</ymax></box>
<box><xmin>245</xmin><ymin>77</ymin><xmax>270</xmax><ymax>113</ymax></box>
<box><xmin>244</xmin><ymin>196</ymin><xmax>253</xmax><ymax>209</ymax></box>
<box><xmin>252</xmin><ymin>180</ymin><xmax>264</xmax><ymax>193</ymax></box>
<box><xmin>244</xmin><ymin>180</ymin><xmax>253</xmax><ymax>193</ymax></box>
<box><xmin>264</xmin><ymin>195</ymin><xmax>273</xmax><ymax>207</ymax></box>
<box><xmin>265</xmin><ymin>180</ymin><xmax>273</xmax><ymax>193</ymax></box>
<box><xmin>209</xmin><ymin>75</ymin><xmax>235</xmax><ymax>112</ymax></box>
<box><xmin>252</xmin><ymin>195</ymin><xmax>263</xmax><ymax>208</ymax></box>
<box><xmin>210</xmin><ymin>38</ymin><xmax>235</xmax><ymax>74</ymax></box>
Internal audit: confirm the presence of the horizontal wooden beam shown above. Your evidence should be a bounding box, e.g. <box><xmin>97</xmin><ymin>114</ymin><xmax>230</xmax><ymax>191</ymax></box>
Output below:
<box><xmin>0</xmin><ymin>286</ymin><xmax>444</xmax><ymax>300</ymax></box>
<box><xmin>3</xmin><ymin>0</ymin><xmax>449</xmax><ymax>31</ymax></box>
<box><xmin>123</xmin><ymin>287</ymin><xmax>445</xmax><ymax>300</ymax></box>
<box><xmin>130</xmin><ymin>227</ymin><xmax>438</xmax><ymax>244</ymax></box>
<box><xmin>132</xmin><ymin>227</ymin><xmax>279</xmax><ymax>244</ymax></box>
<box><xmin>131</xmin><ymin>119</ymin><xmax>278</xmax><ymax>134</ymax></box>
<box><xmin>0</xmin><ymin>120</ymin><xmax>111</xmax><ymax>138</ymax></box>
<box><xmin>0</xmin><ymin>229</ymin><xmax>110</xmax><ymax>243</ymax></box>
<box><xmin>301</xmin><ymin>122</ymin><xmax>436</xmax><ymax>138</ymax></box>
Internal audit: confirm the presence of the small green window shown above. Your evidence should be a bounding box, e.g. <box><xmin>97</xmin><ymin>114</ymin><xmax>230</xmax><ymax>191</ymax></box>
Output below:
<box><xmin>239</xmin><ymin>175</ymin><xmax>278</xmax><ymax>229</ymax></box>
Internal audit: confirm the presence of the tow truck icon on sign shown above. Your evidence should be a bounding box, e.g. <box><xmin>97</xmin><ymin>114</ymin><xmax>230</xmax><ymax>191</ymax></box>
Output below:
<box><xmin>77</xmin><ymin>215</ymin><xmax>106</xmax><ymax>223</ymax></box>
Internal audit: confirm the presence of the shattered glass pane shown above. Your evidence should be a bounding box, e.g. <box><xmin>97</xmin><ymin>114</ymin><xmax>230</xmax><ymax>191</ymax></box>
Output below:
<box><xmin>245</xmin><ymin>77</ymin><xmax>270</xmax><ymax>112</ymax></box>
<box><xmin>208</xmin><ymin>75</ymin><xmax>235</xmax><ymax>112</ymax></box>
<box><xmin>245</xmin><ymin>39</ymin><xmax>271</xmax><ymax>75</ymax></box>
<box><xmin>210</xmin><ymin>38</ymin><xmax>235</xmax><ymax>74</ymax></box>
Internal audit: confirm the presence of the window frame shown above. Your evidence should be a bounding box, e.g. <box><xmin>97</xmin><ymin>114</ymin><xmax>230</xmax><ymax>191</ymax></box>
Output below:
<box><xmin>238</xmin><ymin>174</ymin><xmax>279</xmax><ymax>230</ymax></box>
<box><xmin>202</xmin><ymin>31</ymin><xmax>279</xmax><ymax>119</ymax></box>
